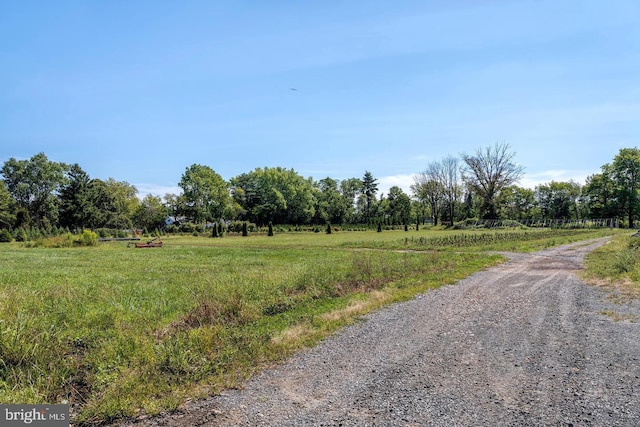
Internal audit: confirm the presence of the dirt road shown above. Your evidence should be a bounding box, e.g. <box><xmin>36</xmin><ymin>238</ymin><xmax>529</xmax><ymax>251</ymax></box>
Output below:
<box><xmin>120</xmin><ymin>238</ymin><xmax>640</xmax><ymax>426</ymax></box>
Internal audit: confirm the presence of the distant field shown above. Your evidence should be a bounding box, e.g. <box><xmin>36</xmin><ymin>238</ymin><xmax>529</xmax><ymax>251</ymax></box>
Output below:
<box><xmin>0</xmin><ymin>228</ymin><xmax>616</xmax><ymax>425</ymax></box>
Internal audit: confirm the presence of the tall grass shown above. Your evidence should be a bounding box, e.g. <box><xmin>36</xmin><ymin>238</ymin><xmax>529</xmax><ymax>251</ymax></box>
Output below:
<box><xmin>583</xmin><ymin>231</ymin><xmax>640</xmax><ymax>300</ymax></box>
<box><xmin>0</xmin><ymin>228</ymin><xmax>614</xmax><ymax>424</ymax></box>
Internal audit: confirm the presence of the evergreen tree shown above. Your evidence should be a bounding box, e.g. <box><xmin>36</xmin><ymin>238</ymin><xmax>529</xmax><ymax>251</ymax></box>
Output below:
<box><xmin>362</xmin><ymin>171</ymin><xmax>378</xmax><ymax>224</ymax></box>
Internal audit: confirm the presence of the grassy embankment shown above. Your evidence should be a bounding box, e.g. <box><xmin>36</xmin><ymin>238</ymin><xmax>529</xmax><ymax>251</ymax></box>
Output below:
<box><xmin>0</xmin><ymin>227</ymin><xmax>614</xmax><ymax>425</ymax></box>
<box><xmin>583</xmin><ymin>230</ymin><xmax>640</xmax><ymax>311</ymax></box>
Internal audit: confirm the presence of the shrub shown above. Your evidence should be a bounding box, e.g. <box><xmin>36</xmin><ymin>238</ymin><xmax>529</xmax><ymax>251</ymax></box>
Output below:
<box><xmin>13</xmin><ymin>228</ymin><xmax>27</xmax><ymax>242</ymax></box>
<box><xmin>96</xmin><ymin>228</ymin><xmax>111</xmax><ymax>238</ymax></box>
<box><xmin>178</xmin><ymin>223</ymin><xmax>198</xmax><ymax>233</ymax></box>
<box><xmin>227</xmin><ymin>221</ymin><xmax>256</xmax><ymax>234</ymax></box>
<box><xmin>0</xmin><ymin>229</ymin><xmax>12</xmax><ymax>242</ymax></box>
<box><xmin>164</xmin><ymin>224</ymin><xmax>179</xmax><ymax>234</ymax></box>
<box><xmin>79</xmin><ymin>229</ymin><xmax>98</xmax><ymax>246</ymax></box>
<box><xmin>613</xmin><ymin>249</ymin><xmax>638</xmax><ymax>274</ymax></box>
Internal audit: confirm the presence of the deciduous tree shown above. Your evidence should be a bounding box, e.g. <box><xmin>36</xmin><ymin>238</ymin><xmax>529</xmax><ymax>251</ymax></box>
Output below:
<box><xmin>535</xmin><ymin>181</ymin><xmax>582</xmax><ymax>220</ymax></box>
<box><xmin>314</xmin><ymin>177</ymin><xmax>350</xmax><ymax>225</ymax></box>
<box><xmin>461</xmin><ymin>142</ymin><xmax>524</xmax><ymax>220</ymax></box>
<box><xmin>179</xmin><ymin>164</ymin><xmax>231</xmax><ymax>224</ymax></box>
<box><xmin>415</xmin><ymin>156</ymin><xmax>461</xmax><ymax>225</ymax></box>
<box><xmin>496</xmin><ymin>185</ymin><xmax>535</xmax><ymax>220</ymax></box>
<box><xmin>583</xmin><ymin>165</ymin><xmax>619</xmax><ymax>219</ymax></box>
<box><xmin>134</xmin><ymin>194</ymin><xmax>167</xmax><ymax>231</ymax></box>
<box><xmin>230</xmin><ymin>167</ymin><xmax>315</xmax><ymax>225</ymax></box>
<box><xmin>611</xmin><ymin>148</ymin><xmax>640</xmax><ymax>228</ymax></box>
<box><xmin>411</xmin><ymin>175</ymin><xmax>442</xmax><ymax>225</ymax></box>
<box><xmin>386</xmin><ymin>186</ymin><xmax>412</xmax><ymax>225</ymax></box>
<box><xmin>0</xmin><ymin>181</ymin><xmax>14</xmax><ymax>229</ymax></box>
<box><xmin>1</xmin><ymin>152</ymin><xmax>67</xmax><ymax>227</ymax></box>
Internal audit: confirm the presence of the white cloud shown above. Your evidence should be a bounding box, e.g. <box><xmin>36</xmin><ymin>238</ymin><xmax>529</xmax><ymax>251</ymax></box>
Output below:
<box><xmin>518</xmin><ymin>170</ymin><xmax>594</xmax><ymax>190</ymax></box>
<box><xmin>135</xmin><ymin>184</ymin><xmax>182</xmax><ymax>199</ymax></box>
<box><xmin>377</xmin><ymin>174</ymin><xmax>416</xmax><ymax>197</ymax></box>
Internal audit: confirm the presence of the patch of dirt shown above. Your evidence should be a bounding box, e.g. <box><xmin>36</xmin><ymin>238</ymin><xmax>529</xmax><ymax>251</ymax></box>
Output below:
<box><xmin>112</xmin><ymin>237</ymin><xmax>640</xmax><ymax>426</ymax></box>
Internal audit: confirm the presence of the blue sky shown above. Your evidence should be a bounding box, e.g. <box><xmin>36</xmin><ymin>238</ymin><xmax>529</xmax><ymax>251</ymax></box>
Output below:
<box><xmin>1</xmin><ymin>1</ymin><xmax>638</xmax><ymax>198</ymax></box>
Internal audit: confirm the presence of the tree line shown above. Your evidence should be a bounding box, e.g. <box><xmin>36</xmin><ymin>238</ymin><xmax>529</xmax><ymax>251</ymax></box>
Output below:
<box><xmin>1</xmin><ymin>143</ymin><xmax>639</xmax><ymax>237</ymax></box>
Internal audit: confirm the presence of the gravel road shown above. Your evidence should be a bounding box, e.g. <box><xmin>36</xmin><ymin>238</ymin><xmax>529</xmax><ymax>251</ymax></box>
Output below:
<box><xmin>119</xmin><ymin>238</ymin><xmax>640</xmax><ymax>426</ymax></box>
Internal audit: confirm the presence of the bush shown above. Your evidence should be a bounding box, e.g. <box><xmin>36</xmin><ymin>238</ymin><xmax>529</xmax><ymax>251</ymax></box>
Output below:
<box><xmin>13</xmin><ymin>228</ymin><xmax>27</xmax><ymax>242</ymax></box>
<box><xmin>0</xmin><ymin>229</ymin><xmax>12</xmax><ymax>242</ymax></box>
<box><xmin>80</xmin><ymin>229</ymin><xmax>98</xmax><ymax>246</ymax></box>
<box><xmin>227</xmin><ymin>221</ymin><xmax>257</xmax><ymax>234</ymax></box>
<box><xmin>164</xmin><ymin>224</ymin><xmax>179</xmax><ymax>234</ymax></box>
<box><xmin>96</xmin><ymin>228</ymin><xmax>111</xmax><ymax>238</ymax></box>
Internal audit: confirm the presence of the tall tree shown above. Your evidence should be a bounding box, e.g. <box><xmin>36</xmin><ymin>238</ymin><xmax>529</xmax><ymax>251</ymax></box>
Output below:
<box><xmin>361</xmin><ymin>171</ymin><xmax>379</xmax><ymax>224</ymax></box>
<box><xmin>339</xmin><ymin>178</ymin><xmax>363</xmax><ymax>222</ymax></box>
<box><xmin>416</xmin><ymin>156</ymin><xmax>461</xmax><ymax>224</ymax></box>
<box><xmin>58</xmin><ymin>163</ymin><xmax>92</xmax><ymax>229</ymax></box>
<box><xmin>440</xmin><ymin>156</ymin><xmax>462</xmax><ymax>224</ymax></box>
<box><xmin>314</xmin><ymin>177</ymin><xmax>350</xmax><ymax>225</ymax></box>
<box><xmin>83</xmin><ymin>179</ymin><xmax>138</xmax><ymax>229</ymax></box>
<box><xmin>583</xmin><ymin>165</ymin><xmax>619</xmax><ymax>219</ymax></box>
<box><xmin>497</xmin><ymin>185</ymin><xmax>535</xmax><ymax>220</ymax></box>
<box><xmin>412</xmin><ymin>174</ymin><xmax>443</xmax><ymax>225</ymax></box>
<box><xmin>0</xmin><ymin>181</ymin><xmax>14</xmax><ymax>229</ymax></box>
<box><xmin>230</xmin><ymin>167</ymin><xmax>315</xmax><ymax>225</ymax></box>
<box><xmin>1</xmin><ymin>152</ymin><xmax>68</xmax><ymax>227</ymax></box>
<box><xmin>461</xmin><ymin>142</ymin><xmax>524</xmax><ymax>220</ymax></box>
<box><xmin>179</xmin><ymin>164</ymin><xmax>231</xmax><ymax>224</ymax></box>
<box><xmin>535</xmin><ymin>181</ymin><xmax>582</xmax><ymax>220</ymax></box>
<box><xmin>386</xmin><ymin>186</ymin><xmax>412</xmax><ymax>225</ymax></box>
<box><xmin>133</xmin><ymin>194</ymin><xmax>167</xmax><ymax>231</ymax></box>
<box><xmin>611</xmin><ymin>148</ymin><xmax>640</xmax><ymax>228</ymax></box>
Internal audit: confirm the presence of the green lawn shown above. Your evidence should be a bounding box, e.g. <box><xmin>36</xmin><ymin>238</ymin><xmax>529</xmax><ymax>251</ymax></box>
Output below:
<box><xmin>0</xmin><ymin>228</ymin><xmax>616</xmax><ymax>425</ymax></box>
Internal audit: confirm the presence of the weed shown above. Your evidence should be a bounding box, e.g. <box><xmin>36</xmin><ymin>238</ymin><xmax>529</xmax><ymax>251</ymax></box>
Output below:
<box><xmin>613</xmin><ymin>249</ymin><xmax>638</xmax><ymax>273</ymax></box>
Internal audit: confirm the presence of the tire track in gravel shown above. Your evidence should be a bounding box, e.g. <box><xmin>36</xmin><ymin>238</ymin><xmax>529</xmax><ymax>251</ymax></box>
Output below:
<box><xmin>117</xmin><ymin>237</ymin><xmax>640</xmax><ymax>426</ymax></box>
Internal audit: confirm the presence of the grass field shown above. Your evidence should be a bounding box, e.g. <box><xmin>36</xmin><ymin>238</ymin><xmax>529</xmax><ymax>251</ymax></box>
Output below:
<box><xmin>0</xmin><ymin>227</ymin><xmax>617</xmax><ymax>425</ymax></box>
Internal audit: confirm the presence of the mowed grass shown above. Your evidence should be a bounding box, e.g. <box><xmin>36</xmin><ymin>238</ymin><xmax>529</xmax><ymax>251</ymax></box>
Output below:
<box><xmin>0</xmin><ymin>228</ymin><xmax>615</xmax><ymax>425</ymax></box>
